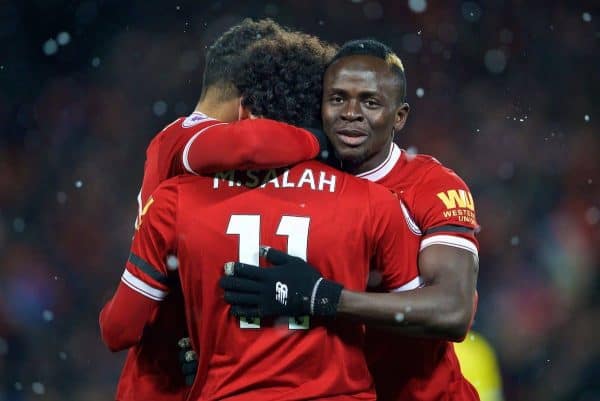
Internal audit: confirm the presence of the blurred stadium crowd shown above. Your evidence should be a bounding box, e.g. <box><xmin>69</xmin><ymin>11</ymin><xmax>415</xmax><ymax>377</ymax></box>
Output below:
<box><xmin>0</xmin><ymin>1</ymin><xmax>597</xmax><ymax>400</ymax></box>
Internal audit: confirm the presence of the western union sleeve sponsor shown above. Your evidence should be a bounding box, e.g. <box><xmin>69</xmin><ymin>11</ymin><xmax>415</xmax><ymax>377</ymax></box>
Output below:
<box><xmin>436</xmin><ymin>189</ymin><xmax>475</xmax><ymax>211</ymax></box>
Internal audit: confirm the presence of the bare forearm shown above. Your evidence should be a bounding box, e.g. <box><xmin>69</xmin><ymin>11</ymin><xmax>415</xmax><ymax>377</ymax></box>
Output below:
<box><xmin>337</xmin><ymin>284</ymin><xmax>472</xmax><ymax>340</ymax></box>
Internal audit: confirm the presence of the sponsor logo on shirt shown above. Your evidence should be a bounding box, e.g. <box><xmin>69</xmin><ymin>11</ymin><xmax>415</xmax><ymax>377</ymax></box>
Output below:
<box><xmin>436</xmin><ymin>189</ymin><xmax>476</xmax><ymax>225</ymax></box>
<box><xmin>437</xmin><ymin>189</ymin><xmax>475</xmax><ymax>210</ymax></box>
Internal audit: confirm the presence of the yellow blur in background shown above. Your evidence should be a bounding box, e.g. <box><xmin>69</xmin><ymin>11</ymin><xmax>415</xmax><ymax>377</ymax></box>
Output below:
<box><xmin>454</xmin><ymin>331</ymin><xmax>504</xmax><ymax>401</ymax></box>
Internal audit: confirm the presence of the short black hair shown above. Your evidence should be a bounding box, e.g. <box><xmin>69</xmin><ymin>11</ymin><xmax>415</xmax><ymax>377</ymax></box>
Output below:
<box><xmin>201</xmin><ymin>18</ymin><xmax>286</xmax><ymax>101</ymax></box>
<box><xmin>329</xmin><ymin>39</ymin><xmax>407</xmax><ymax>103</ymax></box>
<box><xmin>234</xmin><ymin>33</ymin><xmax>337</xmax><ymax>127</ymax></box>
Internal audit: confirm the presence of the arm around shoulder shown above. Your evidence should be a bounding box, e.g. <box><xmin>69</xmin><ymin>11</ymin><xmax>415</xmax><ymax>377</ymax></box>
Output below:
<box><xmin>183</xmin><ymin>119</ymin><xmax>321</xmax><ymax>174</ymax></box>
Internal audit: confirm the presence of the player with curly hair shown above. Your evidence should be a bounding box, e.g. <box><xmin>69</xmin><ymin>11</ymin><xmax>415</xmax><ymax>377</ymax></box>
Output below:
<box><xmin>235</xmin><ymin>34</ymin><xmax>334</xmax><ymax>127</ymax></box>
<box><xmin>99</xmin><ymin>19</ymin><xmax>334</xmax><ymax>401</ymax></box>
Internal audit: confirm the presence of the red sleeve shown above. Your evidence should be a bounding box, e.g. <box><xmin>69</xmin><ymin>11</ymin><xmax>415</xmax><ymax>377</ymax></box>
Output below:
<box><xmin>100</xmin><ymin>180</ymin><xmax>178</xmax><ymax>351</ymax></box>
<box><xmin>99</xmin><ymin>282</ymin><xmax>159</xmax><ymax>352</ymax></box>
<box><xmin>136</xmin><ymin>135</ymin><xmax>163</xmax><ymax>228</ymax></box>
<box><xmin>136</xmin><ymin>117</ymin><xmax>186</xmax><ymax>229</ymax></box>
<box><xmin>182</xmin><ymin>118</ymin><xmax>320</xmax><ymax>175</ymax></box>
<box><xmin>412</xmin><ymin>165</ymin><xmax>479</xmax><ymax>256</ymax></box>
<box><xmin>369</xmin><ymin>185</ymin><xmax>422</xmax><ymax>292</ymax></box>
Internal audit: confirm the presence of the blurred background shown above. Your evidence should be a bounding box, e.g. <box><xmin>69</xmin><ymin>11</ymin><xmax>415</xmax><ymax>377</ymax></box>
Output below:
<box><xmin>0</xmin><ymin>1</ymin><xmax>598</xmax><ymax>400</ymax></box>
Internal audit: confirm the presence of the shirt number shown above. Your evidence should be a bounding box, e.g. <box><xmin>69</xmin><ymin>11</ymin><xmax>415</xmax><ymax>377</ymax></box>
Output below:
<box><xmin>226</xmin><ymin>215</ymin><xmax>310</xmax><ymax>330</ymax></box>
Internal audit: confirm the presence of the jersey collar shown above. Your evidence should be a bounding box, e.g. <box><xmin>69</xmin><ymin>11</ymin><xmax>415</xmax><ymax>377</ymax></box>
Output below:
<box><xmin>182</xmin><ymin>111</ymin><xmax>217</xmax><ymax>127</ymax></box>
<box><xmin>355</xmin><ymin>143</ymin><xmax>401</xmax><ymax>182</ymax></box>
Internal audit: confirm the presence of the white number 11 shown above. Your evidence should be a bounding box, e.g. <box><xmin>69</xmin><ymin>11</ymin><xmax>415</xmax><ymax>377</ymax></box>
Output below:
<box><xmin>226</xmin><ymin>215</ymin><xmax>311</xmax><ymax>330</ymax></box>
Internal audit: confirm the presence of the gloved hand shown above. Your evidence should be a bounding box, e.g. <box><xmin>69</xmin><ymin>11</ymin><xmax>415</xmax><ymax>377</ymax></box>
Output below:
<box><xmin>305</xmin><ymin>128</ymin><xmax>340</xmax><ymax>168</ymax></box>
<box><xmin>219</xmin><ymin>246</ymin><xmax>343</xmax><ymax>318</ymax></box>
<box><xmin>177</xmin><ymin>337</ymin><xmax>197</xmax><ymax>386</ymax></box>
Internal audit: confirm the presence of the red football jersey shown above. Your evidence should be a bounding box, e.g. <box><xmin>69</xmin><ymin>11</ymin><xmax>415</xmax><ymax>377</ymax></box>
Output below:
<box><xmin>356</xmin><ymin>143</ymin><xmax>480</xmax><ymax>401</ymax></box>
<box><xmin>115</xmin><ymin>112</ymin><xmax>319</xmax><ymax>401</ymax></box>
<box><xmin>164</xmin><ymin>127</ymin><xmax>481</xmax><ymax>401</ymax></box>
<box><xmin>124</xmin><ymin>161</ymin><xmax>421</xmax><ymax>401</ymax></box>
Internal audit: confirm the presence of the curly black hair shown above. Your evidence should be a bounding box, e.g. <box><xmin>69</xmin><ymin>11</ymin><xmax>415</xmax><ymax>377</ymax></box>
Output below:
<box><xmin>233</xmin><ymin>33</ymin><xmax>337</xmax><ymax>128</ymax></box>
<box><xmin>201</xmin><ymin>18</ymin><xmax>286</xmax><ymax>101</ymax></box>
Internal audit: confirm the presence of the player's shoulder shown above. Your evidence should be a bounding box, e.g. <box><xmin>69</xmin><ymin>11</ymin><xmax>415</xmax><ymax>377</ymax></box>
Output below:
<box><xmin>402</xmin><ymin>151</ymin><xmax>471</xmax><ymax>191</ymax></box>
<box><xmin>148</xmin><ymin>112</ymin><xmax>221</xmax><ymax>146</ymax></box>
<box><xmin>151</xmin><ymin>176</ymin><xmax>182</xmax><ymax>199</ymax></box>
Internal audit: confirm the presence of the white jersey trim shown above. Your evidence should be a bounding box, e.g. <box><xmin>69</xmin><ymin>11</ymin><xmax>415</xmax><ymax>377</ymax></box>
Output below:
<box><xmin>134</xmin><ymin>189</ymin><xmax>143</xmax><ymax>229</ymax></box>
<box><xmin>390</xmin><ymin>276</ymin><xmax>423</xmax><ymax>292</ymax></box>
<box><xmin>356</xmin><ymin>143</ymin><xmax>401</xmax><ymax>182</ymax></box>
<box><xmin>121</xmin><ymin>269</ymin><xmax>168</xmax><ymax>301</ymax></box>
<box><xmin>420</xmin><ymin>235</ymin><xmax>478</xmax><ymax>257</ymax></box>
<box><xmin>182</xmin><ymin>111</ymin><xmax>216</xmax><ymax>128</ymax></box>
<box><xmin>182</xmin><ymin>122</ymin><xmax>227</xmax><ymax>175</ymax></box>
<box><xmin>399</xmin><ymin>200</ymin><xmax>422</xmax><ymax>236</ymax></box>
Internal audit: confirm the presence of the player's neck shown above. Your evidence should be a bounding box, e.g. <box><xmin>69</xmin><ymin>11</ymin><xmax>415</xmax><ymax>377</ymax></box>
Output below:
<box><xmin>194</xmin><ymin>97</ymin><xmax>239</xmax><ymax>122</ymax></box>
<box><xmin>346</xmin><ymin>140</ymin><xmax>394</xmax><ymax>176</ymax></box>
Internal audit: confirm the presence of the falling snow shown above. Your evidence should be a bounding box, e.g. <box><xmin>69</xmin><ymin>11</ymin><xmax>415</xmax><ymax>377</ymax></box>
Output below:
<box><xmin>408</xmin><ymin>0</ymin><xmax>427</xmax><ymax>14</ymax></box>
<box><xmin>406</xmin><ymin>146</ymin><xmax>418</xmax><ymax>155</ymax></box>
<box><xmin>584</xmin><ymin>114</ymin><xmax>590</xmax><ymax>122</ymax></box>
<box><xmin>416</xmin><ymin>87</ymin><xmax>425</xmax><ymax>98</ymax></box>
<box><xmin>484</xmin><ymin>49</ymin><xmax>507</xmax><ymax>74</ymax></box>
<box><xmin>57</xmin><ymin>31</ymin><xmax>71</xmax><ymax>46</ymax></box>
<box><xmin>166</xmin><ymin>255</ymin><xmax>179</xmax><ymax>271</ymax></box>
<box><xmin>462</xmin><ymin>2</ymin><xmax>482</xmax><ymax>22</ymax></box>
<box><xmin>394</xmin><ymin>312</ymin><xmax>405</xmax><ymax>322</ymax></box>
<box><xmin>32</xmin><ymin>382</ymin><xmax>45</xmax><ymax>395</ymax></box>
<box><xmin>43</xmin><ymin>39</ymin><xmax>58</xmax><ymax>56</ymax></box>
<box><xmin>42</xmin><ymin>309</ymin><xmax>54</xmax><ymax>322</ymax></box>
<box><xmin>582</xmin><ymin>12</ymin><xmax>592</xmax><ymax>22</ymax></box>
<box><xmin>91</xmin><ymin>57</ymin><xmax>101</xmax><ymax>67</ymax></box>
<box><xmin>153</xmin><ymin>100</ymin><xmax>168</xmax><ymax>116</ymax></box>
<box><xmin>13</xmin><ymin>218</ymin><xmax>25</xmax><ymax>233</ymax></box>
<box><xmin>510</xmin><ymin>236</ymin><xmax>520</xmax><ymax>246</ymax></box>
<box><xmin>74</xmin><ymin>180</ymin><xmax>83</xmax><ymax>188</ymax></box>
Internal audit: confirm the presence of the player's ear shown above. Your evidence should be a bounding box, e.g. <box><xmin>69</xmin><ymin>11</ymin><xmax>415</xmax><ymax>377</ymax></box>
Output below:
<box><xmin>393</xmin><ymin>102</ymin><xmax>410</xmax><ymax>133</ymax></box>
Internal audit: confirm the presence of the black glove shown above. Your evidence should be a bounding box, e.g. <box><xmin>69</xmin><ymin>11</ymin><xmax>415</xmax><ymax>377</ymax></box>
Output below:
<box><xmin>219</xmin><ymin>246</ymin><xmax>343</xmax><ymax>318</ymax></box>
<box><xmin>305</xmin><ymin>128</ymin><xmax>340</xmax><ymax>168</ymax></box>
<box><xmin>177</xmin><ymin>337</ymin><xmax>197</xmax><ymax>386</ymax></box>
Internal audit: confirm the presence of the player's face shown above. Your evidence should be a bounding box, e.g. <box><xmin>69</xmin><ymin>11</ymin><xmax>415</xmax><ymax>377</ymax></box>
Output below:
<box><xmin>322</xmin><ymin>55</ymin><xmax>409</xmax><ymax>174</ymax></box>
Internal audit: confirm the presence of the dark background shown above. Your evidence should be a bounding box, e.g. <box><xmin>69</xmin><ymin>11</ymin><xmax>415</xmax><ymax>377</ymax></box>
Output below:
<box><xmin>0</xmin><ymin>1</ymin><xmax>598</xmax><ymax>400</ymax></box>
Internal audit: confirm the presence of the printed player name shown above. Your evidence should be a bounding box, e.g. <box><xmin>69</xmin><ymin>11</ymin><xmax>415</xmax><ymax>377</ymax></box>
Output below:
<box><xmin>213</xmin><ymin>168</ymin><xmax>336</xmax><ymax>192</ymax></box>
